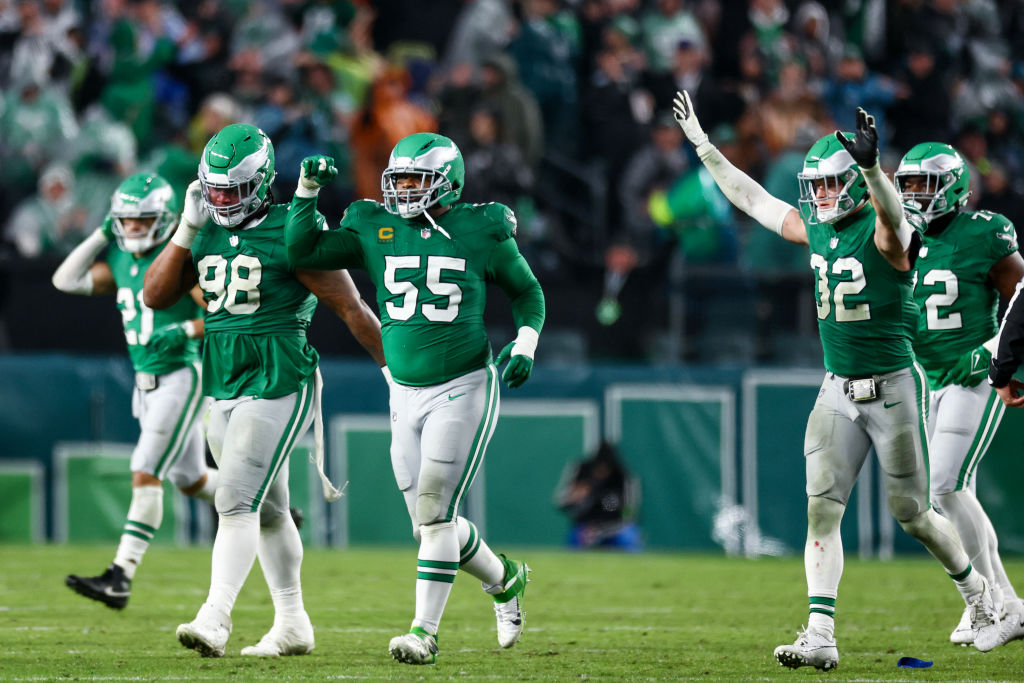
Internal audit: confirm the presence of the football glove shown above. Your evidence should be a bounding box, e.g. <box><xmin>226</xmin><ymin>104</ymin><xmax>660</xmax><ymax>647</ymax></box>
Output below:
<box><xmin>299</xmin><ymin>155</ymin><xmax>338</xmax><ymax>192</ymax></box>
<box><xmin>835</xmin><ymin>107</ymin><xmax>879</xmax><ymax>169</ymax></box>
<box><xmin>940</xmin><ymin>345</ymin><xmax>992</xmax><ymax>388</ymax></box>
<box><xmin>172</xmin><ymin>180</ymin><xmax>207</xmax><ymax>249</ymax></box>
<box><xmin>495</xmin><ymin>341</ymin><xmax>533</xmax><ymax>389</ymax></box>
<box><xmin>672</xmin><ymin>90</ymin><xmax>710</xmax><ymax>153</ymax></box>
<box><xmin>148</xmin><ymin>322</ymin><xmax>191</xmax><ymax>355</ymax></box>
<box><xmin>99</xmin><ymin>214</ymin><xmax>115</xmax><ymax>242</ymax></box>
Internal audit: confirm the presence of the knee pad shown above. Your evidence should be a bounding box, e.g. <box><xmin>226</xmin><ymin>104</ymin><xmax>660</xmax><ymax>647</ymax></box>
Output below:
<box><xmin>414</xmin><ymin>473</ymin><xmax>448</xmax><ymax>526</ymax></box>
<box><xmin>807</xmin><ymin>495</ymin><xmax>845</xmax><ymax>537</ymax></box>
<box><xmin>214</xmin><ymin>484</ymin><xmax>248</xmax><ymax>516</ymax></box>
<box><xmin>888</xmin><ymin>494</ymin><xmax>926</xmax><ymax>523</ymax></box>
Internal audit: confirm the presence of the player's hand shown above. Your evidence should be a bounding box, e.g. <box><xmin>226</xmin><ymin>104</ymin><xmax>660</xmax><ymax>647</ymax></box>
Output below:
<box><xmin>299</xmin><ymin>155</ymin><xmax>338</xmax><ymax>191</ymax></box>
<box><xmin>995</xmin><ymin>378</ymin><xmax>1024</xmax><ymax>408</ymax></box>
<box><xmin>940</xmin><ymin>345</ymin><xmax>991</xmax><ymax>387</ymax></box>
<box><xmin>148</xmin><ymin>322</ymin><xmax>190</xmax><ymax>355</ymax></box>
<box><xmin>672</xmin><ymin>90</ymin><xmax>709</xmax><ymax>150</ymax></box>
<box><xmin>181</xmin><ymin>179</ymin><xmax>208</xmax><ymax>228</ymax></box>
<box><xmin>99</xmin><ymin>214</ymin><xmax>115</xmax><ymax>242</ymax></box>
<box><xmin>495</xmin><ymin>341</ymin><xmax>533</xmax><ymax>389</ymax></box>
<box><xmin>835</xmin><ymin>107</ymin><xmax>879</xmax><ymax>169</ymax></box>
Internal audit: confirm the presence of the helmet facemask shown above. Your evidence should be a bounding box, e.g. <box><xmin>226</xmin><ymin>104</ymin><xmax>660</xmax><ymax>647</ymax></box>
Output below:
<box><xmin>797</xmin><ymin>134</ymin><xmax>868</xmax><ymax>225</ymax></box>
<box><xmin>199</xmin><ymin>124</ymin><xmax>276</xmax><ymax>228</ymax></box>
<box><xmin>894</xmin><ymin>143</ymin><xmax>970</xmax><ymax>224</ymax></box>
<box><xmin>381</xmin><ymin>133</ymin><xmax>464</xmax><ymax>219</ymax></box>
<box><xmin>109</xmin><ymin>175</ymin><xmax>178</xmax><ymax>253</ymax></box>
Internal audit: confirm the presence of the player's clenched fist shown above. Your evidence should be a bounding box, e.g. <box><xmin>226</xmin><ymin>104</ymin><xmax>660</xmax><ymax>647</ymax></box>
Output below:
<box><xmin>299</xmin><ymin>155</ymin><xmax>338</xmax><ymax>192</ymax></box>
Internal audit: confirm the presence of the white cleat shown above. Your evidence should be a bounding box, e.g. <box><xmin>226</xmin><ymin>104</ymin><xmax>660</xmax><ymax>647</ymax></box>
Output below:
<box><xmin>492</xmin><ymin>556</ymin><xmax>529</xmax><ymax>648</ymax></box>
<box><xmin>388</xmin><ymin>628</ymin><xmax>438</xmax><ymax>665</ymax></box>
<box><xmin>950</xmin><ymin>605</ymin><xmax>975</xmax><ymax>645</ymax></box>
<box><xmin>176</xmin><ymin>603</ymin><xmax>231</xmax><ymax>658</ymax></box>
<box><xmin>774</xmin><ymin>628</ymin><xmax>838</xmax><ymax>671</ymax></box>
<box><xmin>975</xmin><ymin>598</ymin><xmax>1024</xmax><ymax>652</ymax></box>
<box><xmin>969</xmin><ymin>577</ymin><xmax>1003</xmax><ymax>652</ymax></box>
<box><xmin>241</xmin><ymin>613</ymin><xmax>315</xmax><ymax>656</ymax></box>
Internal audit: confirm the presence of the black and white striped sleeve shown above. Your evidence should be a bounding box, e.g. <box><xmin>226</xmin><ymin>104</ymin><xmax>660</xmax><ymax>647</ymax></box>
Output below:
<box><xmin>990</xmin><ymin>277</ymin><xmax>1024</xmax><ymax>388</ymax></box>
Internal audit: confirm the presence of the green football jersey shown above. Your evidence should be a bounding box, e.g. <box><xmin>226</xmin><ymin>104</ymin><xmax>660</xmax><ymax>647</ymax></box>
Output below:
<box><xmin>287</xmin><ymin>198</ymin><xmax>543</xmax><ymax>386</ymax></box>
<box><xmin>191</xmin><ymin>204</ymin><xmax>322</xmax><ymax>399</ymax></box>
<box><xmin>805</xmin><ymin>208</ymin><xmax>919</xmax><ymax>376</ymax></box>
<box><xmin>107</xmin><ymin>246</ymin><xmax>202</xmax><ymax>375</ymax></box>
<box><xmin>913</xmin><ymin>209</ymin><xmax>1018</xmax><ymax>387</ymax></box>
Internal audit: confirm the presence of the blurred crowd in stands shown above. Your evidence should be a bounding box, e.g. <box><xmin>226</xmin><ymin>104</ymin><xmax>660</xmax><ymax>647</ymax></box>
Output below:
<box><xmin>2</xmin><ymin>0</ymin><xmax>1024</xmax><ymax>362</ymax></box>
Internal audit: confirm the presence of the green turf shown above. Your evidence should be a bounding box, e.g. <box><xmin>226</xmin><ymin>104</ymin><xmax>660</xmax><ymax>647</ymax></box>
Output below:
<box><xmin>1</xmin><ymin>546</ymin><xmax>1022</xmax><ymax>680</ymax></box>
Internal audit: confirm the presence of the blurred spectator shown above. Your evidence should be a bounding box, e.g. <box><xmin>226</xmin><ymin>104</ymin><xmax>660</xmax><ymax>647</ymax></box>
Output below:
<box><xmin>790</xmin><ymin>1</ymin><xmax>836</xmax><ymax>87</ymax></box>
<box><xmin>461</xmin><ymin>105</ymin><xmax>534</xmax><ymax>208</ymax></box>
<box><xmin>3</xmin><ymin>163</ymin><xmax>88</xmax><ymax>258</ymax></box>
<box><xmin>889</xmin><ymin>42</ymin><xmax>951</xmax><ymax>151</ymax></box>
<box><xmin>977</xmin><ymin>161</ymin><xmax>1024</xmax><ymax>241</ymax></box>
<box><xmin>646</xmin><ymin>39</ymin><xmax>744</xmax><ymax>128</ymax></box>
<box><xmin>440</xmin><ymin>0</ymin><xmax>514</xmax><ymax>73</ymax></box>
<box><xmin>758</xmin><ymin>59</ymin><xmax>830</xmax><ymax>158</ymax></box>
<box><xmin>350</xmin><ymin>65</ymin><xmax>436</xmax><ymax>201</ymax></box>
<box><xmin>508</xmin><ymin>0</ymin><xmax>581</xmax><ymax>157</ymax></box>
<box><xmin>985</xmin><ymin>108</ymin><xmax>1024</xmax><ymax>180</ymax></box>
<box><xmin>186</xmin><ymin>92</ymin><xmax>242</xmax><ymax>157</ymax></box>
<box><xmin>436</xmin><ymin>61</ymin><xmax>480</xmax><ymax>152</ymax></box>
<box><xmin>745</xmin><ymin>0</ymin><xmax>791</xmax><ymax>81</ymax></box>
<box><xmin>822</xmin><ymin>45</ymin><xmax>898</xmax><ymax>148</ymax></box>
<box><xmin>69</xmin><ymin>104</ymin><xmax>138</xmax><ymax>227</ymax></box>
<box><xmin>556</xmin><ymin>440</ymin><xmax>642</xmax><ymax>551</ymax></box>
<box><xmin>618</xmin><ymin>112</ymin><xmax>688</xmax><ymax>261</ymax></box>
<box><xmin>479</xmin><ymin>53</ymin><xmax>544</xmax><ymax>169</ymax></box>
<box><xmin>640</xmin><ymin>0</ymin><xmax>704</xmax><ymax>74</ymax></box>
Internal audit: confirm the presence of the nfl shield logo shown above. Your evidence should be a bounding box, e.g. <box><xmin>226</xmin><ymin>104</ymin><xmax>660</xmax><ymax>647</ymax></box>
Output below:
<box><xmin>420</xmin><ymin>228</ymin><xmax>432</xmax><ymax>240</ymax></box>
<box><xmin>829</xmin><ymin>236</ymin><xmax>838</xmax><ymax>249</ymax></box>
<box><xmin>230</xmin><ymin>235</ymin><xmax>239</xmax><ymax>247</ymax></box>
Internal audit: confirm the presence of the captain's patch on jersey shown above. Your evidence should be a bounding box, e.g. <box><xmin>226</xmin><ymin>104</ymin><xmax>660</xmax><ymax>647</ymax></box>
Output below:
<box><xmin>378</xmin><ymin>226</ymin><xmax>394</xmax><ymax>243</ymax></box>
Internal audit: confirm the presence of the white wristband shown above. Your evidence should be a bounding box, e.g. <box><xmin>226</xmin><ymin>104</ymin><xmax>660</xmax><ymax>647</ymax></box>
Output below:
<box><xmin>511</xmin><ymin>326</ymin><xmax>540</xmax><ymax>360</ymax></box>
<box><xmin>182</xmin><ymin>320</ymin><xmax>198</xmax><ymax>339</ymax></box>
<box><xmin>295</xmin><ymin>182</ymin><xmax>320</xmax><ymax>199</ymax></box>
<box><xmin>171</xmin><ymin>220</ymin><xmax>199</xmax><ymax>249</ymax></box>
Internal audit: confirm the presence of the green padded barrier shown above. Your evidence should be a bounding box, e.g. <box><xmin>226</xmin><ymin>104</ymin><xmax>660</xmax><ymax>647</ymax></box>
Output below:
<box><xmin>605</xmin><ymin>385</ymin><xmax>735</xmax><ymax>550</ymax></box>
<box><xmin>0</xmin><ymin>460</ymin><xmax>45</xmax><ymax>543</ymax></box>
<box><xmin>53</xmin><ymin>442</ymin><xmax>187</xmax><ymax>544</ymax></box>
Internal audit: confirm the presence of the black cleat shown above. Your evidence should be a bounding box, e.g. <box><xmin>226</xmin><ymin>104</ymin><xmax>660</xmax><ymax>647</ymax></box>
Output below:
<box><xmin>65</xmin><ymin>564</ymin><xmax>131</xmax><ymax>609</ymax></box>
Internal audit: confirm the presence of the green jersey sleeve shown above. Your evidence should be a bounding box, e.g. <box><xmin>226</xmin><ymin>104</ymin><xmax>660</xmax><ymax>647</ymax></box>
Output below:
<box><xmin>982</xmin><ymin>211</ymin><xmax>1018</xmax><ymax>262</ymax></box>
<box><xmin>285</xmin><ymin>195</ymin><xmax>364</xmax><ymax>269</ymax></box>
<box><xmin>488</xmin><ymin>237</ymin><xmax>545</xmax><ymax>333</ymax></box>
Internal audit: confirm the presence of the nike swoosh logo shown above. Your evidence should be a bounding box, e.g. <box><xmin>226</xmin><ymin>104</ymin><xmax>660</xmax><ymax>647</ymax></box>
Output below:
<box><xmin>448</xmin><ymin>393</ymin><xmax>466</xmax><ymax>401</ymax></box>
<box><xmin>883</xmin><ymin>401</ymin><xmax>902</xmax><ymax>409</ymax></box>
<box><xmin>102</xmin><ymin>587</ymin><xmax>130</xmax><ymax>597</ymax></box>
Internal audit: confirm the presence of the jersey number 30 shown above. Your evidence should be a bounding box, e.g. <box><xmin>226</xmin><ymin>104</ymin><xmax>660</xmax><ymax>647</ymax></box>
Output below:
<box><xmin>384</xmin><ymin>255</ymin><xmax>465</xmax><ymax>322</ymax></box>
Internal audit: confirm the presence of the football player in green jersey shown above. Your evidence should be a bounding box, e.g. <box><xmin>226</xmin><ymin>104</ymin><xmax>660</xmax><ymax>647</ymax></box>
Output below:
<box><xmin>143</xmin><ymin>124</ymin><xmax>386</xmax><ymax>658</ymax></box>
<box><xmin>673</xmin><ymin>91</ymin><xmax>1001</xmax><ymax>668</ymax></box>
<box><xmin>52</xmin><ymin>173</ymin><xmax>217</xmax><ymax>609</ymax></box>
<box><xmin>896</xmin><ymin>142</ymin><xmax>1024</xmax><ymax>648</ymax></box>
<box><xmin>284</xmin><ymin>132</ymin><xmax>545</xmax><ymax>665</ymax></box>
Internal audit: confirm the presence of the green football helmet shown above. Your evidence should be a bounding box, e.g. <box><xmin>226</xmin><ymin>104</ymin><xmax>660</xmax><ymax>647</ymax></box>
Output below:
<box><xmin>894</xmin><ymin>142</ymin><xmax>970</xmax><ymax>224</ymax></box>
<box><xmin>797</xmin><ymin>133</ymin><xmax>869</xmax><ymax>225</ymax></box>
<box><xmin>109</xmin><ymin>173</ymin><xmax>179</xmax><ymax>253</ymax></box>
<box><xmin>198</xmin><ymin>123</ymin><xmax>276</xmax><ymax>227</ymax></box>
<box><xmin>381</xmin><ymin>132</ymin><xmax>465</xmax><ymax>218</ymax></box>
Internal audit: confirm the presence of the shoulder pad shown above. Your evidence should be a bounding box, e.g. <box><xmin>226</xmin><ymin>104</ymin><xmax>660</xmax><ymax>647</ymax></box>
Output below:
<box><xmin>341</xmin><ymin>199</ymin><xmax>386</xmax><ymax>228</ymax></box>
<box><xmin>479</xmin><ymin>201</ymin><xmax>517</xmax><ymax>239</ymax></box>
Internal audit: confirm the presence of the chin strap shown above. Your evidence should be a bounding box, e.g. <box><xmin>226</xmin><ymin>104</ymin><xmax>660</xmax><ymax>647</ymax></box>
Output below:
<box><xmin>422</xmin><ymin>210</ymin><xmax>451</xmax><ymax>240</ymax></box>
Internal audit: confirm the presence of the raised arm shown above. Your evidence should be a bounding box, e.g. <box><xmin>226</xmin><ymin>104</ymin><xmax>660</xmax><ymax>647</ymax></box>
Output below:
<box><xmin>285</xmin><ymin>156</ymin><xmax>363</xmax><ymax>270</ymax></box>
<box><xmin>295</xmin><ymin>267</ymin><xmax>385</xmax><ymax>367</ymax></box>
<box><xmin>488</xmin><ymin>238</ymin><xmax>545</xmax><ymax>388</ymax></box>
<box><xmin>835</xmin><ymin>108</ymin><xmax>915</xmax><ymax>271</ymax></box>
<box><xmin>144</xmin><ymin>180</ymin><xmax>203</xmax><ymax>308</ymax></box>
<box><xmin>672</xmin><ymin>91</ymin><xmax>806</xmax><ymax>246</ymax></box>
<box><xmin>52</xmin><ymin>220</ymin><xmax>116</xmax><ymax>295</ymax></box>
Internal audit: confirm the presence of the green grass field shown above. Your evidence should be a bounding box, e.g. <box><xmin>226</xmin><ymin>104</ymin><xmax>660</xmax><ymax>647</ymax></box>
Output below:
<box><xmin>1</xmin><ymin>546</ymin><xmax>1022</xmax><ymax>681</ymax></box>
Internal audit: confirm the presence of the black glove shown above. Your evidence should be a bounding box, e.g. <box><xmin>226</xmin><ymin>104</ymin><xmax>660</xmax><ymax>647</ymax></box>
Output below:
<box><xmin>835</xmin><ymin>107</ymin><xmax>878</xmax><ymax>169</ymax></box>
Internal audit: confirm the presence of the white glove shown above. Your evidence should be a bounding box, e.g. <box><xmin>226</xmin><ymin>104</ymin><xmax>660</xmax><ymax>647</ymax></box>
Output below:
<box><xmin>172</xmin><ymin>179</ymin><xmax>207</xmax><ymax>249</ymax></box>
<box><xmin>672</xmin><ymin>90</ymin><xmax>712</xmax><ymax>157</ymax></box>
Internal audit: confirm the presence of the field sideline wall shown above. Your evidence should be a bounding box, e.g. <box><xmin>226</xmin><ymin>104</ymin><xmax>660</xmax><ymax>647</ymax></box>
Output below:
<box><xmin>2</xmin><ymin>354</ymin><xmax>1023</xmax><ymax>554</ymax></box>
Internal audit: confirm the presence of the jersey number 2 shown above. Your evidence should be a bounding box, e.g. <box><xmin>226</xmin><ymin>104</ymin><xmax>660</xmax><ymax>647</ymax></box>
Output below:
<box><xmin>384</xmin><ymin>255</ymin><xmax>465</xmax><ymax>322</ymax></box>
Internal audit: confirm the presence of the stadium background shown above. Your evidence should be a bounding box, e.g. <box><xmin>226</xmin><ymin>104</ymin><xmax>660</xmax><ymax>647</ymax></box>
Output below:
<box><xmin>2</xmin><ymin>0</ymin><xmax>1024</xmax><ymax>557</ymax></box>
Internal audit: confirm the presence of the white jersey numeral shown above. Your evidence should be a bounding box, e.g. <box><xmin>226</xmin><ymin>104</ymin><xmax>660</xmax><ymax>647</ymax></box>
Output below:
<box><xmin>197</xmin><ymin>254</ymin><xmax>263</xmax><ymax>314</ymax></box>
<box><xmin>811</xmin><ymin>253</ymin><xmax>871</xmax><ymax>322</ymax></box>
<box><xmin>117</xmin><ymin>288</ymin><xmax>154</xmax><ymax>345</ymax></box>
<box><xmin>922</xmin><ymin>269</ymin><xmax>961</xmax><ymax>330</ymax></box>
<box><xmin>384</xmin><ymin>255</ymin><xmax>466</xmax><ymax>323</ymax></box>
